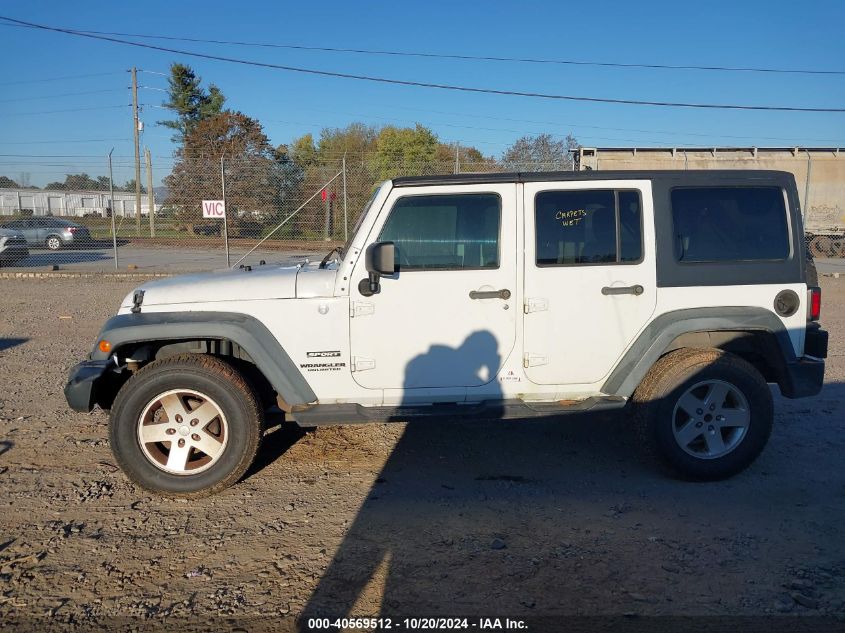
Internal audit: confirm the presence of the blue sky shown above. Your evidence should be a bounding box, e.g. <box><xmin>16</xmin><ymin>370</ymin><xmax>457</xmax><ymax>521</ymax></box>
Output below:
<box><xmin>1</xmin><ymin>0</ymin><xmax>843</xmax><ymax>186</ymax></box>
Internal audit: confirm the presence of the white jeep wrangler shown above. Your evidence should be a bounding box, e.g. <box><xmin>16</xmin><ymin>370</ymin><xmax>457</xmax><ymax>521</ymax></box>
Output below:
<box><xmin>65</xmin><ymin>170</ymin><xmax>828</xmax><ymax>496</ymax></box>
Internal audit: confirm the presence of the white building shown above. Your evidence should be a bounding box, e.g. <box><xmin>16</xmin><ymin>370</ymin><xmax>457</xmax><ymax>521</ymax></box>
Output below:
<box><xmin>0</xmin><ymin>188</ymin><xmax>161</xmax><ymax>217</ymax></box>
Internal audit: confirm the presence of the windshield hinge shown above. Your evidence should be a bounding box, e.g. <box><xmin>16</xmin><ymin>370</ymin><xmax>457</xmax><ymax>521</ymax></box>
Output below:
<box><xmin>524</xmin><ymin>297</ymin><xmax>548</xmax><ymax>314</ymax></box>
<box><xmin>351</xmin><ymin>356</ymin><xmax>375</xmax><ymax>372</ymax></box>
<box><xmin>523</xmin><ymin>352</ymin><xmax>549</xmax><ymax>368</ymax></box>
<box><xmin>350</xmin><ymin>301</ymin><xmax>374</xmax><ymax>318</ymax></box>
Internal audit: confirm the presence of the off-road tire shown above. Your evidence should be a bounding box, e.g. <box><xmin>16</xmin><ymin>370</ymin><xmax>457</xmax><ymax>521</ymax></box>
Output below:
<box><xmin>631</xmin><ymin>348</ymin><xmax>773</xmax><ymax>481</ymax></box>
<box><xmin>109</xmin><ymin>353</ymin><xmax>263</xmax><ymax>497</ymax></box>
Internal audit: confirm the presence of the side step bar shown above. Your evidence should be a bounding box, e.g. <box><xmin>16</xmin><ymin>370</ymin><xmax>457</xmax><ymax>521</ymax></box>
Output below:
<box><xmin>289</xmin><ymin>396</ymin><xmax>627</xmax><ymax>427</ymax></box>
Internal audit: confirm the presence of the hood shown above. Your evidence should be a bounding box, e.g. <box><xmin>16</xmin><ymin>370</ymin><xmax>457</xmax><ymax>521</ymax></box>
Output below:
<box><xmin>121</xmin><ymin>264</ymin><xmax>302</xmax><ymax>309</ymax></box>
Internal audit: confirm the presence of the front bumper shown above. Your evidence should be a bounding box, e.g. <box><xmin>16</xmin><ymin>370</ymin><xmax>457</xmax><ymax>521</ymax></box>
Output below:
<box><xmin>64</xmin><ymin>360</ymin><xmax>112</xmax><ymax>412</ymax></box>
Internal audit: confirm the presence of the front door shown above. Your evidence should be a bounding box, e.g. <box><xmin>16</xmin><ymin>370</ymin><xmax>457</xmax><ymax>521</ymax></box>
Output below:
<box><xmin>522</xmin><ymin>180</ymin><xmax>657</xmax><ymax>387</ymax></box>
<box><xmin>349</xmin><ymin>184</ymin><xmax>517</xmax><ymax>404</ymax></box>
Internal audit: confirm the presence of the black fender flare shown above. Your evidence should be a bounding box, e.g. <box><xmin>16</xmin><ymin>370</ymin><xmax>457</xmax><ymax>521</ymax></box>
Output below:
<box><xmin>602</xmin><ymin>306</ymin><xmax>798</xmax><ymax>398</ymax></box>
<box><xmin>91</xmin><ymin>311</ymin><xmax>317</xmax><ymax>406</ymax></box>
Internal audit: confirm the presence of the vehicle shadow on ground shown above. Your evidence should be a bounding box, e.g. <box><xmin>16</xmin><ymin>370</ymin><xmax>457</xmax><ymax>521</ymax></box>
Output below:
<box><xmin>0</xmin><ymin>338</ymin><xmax>28</xmax><ymax>351</ymax></box>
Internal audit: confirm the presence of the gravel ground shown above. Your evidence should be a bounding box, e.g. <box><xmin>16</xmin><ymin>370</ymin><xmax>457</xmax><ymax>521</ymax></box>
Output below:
<box><xmin>0</xmin><ymin>276</ymin><xmax>843</xmax><ymax>630</ymax></box>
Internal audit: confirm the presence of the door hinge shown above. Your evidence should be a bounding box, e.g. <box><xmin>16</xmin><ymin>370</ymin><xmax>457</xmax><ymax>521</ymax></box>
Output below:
<box><xmin>523</xmin><ymin>352</ymin><xmax>549</xmax><ymax>368</ymax></box>
<box><xmin>351</xmin><ymin>356</ymin><xmax>375</xmax><ymax>372</ymax></box>
<box><xmin>350</xmin><ymin>301</ymin><xmax>374</xmax><ymax>318</ymax></box>
<box><xmin>524</xmin><ymin>297</ymin><xmax>548</xmax><ymax>314</ymax></box>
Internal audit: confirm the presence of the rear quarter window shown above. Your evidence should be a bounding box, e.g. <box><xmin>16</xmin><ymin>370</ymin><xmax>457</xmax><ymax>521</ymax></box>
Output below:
<box><xmin>671</xmin><ymin>186</ymin><xmax>790</xmax><ymax>262</ymax></box>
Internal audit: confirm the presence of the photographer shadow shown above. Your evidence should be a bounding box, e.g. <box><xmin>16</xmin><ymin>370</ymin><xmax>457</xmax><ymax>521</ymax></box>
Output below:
<box><xmin>298</xmin><ymin>331</ymin><xmax>633</xmax><ymax>623</ymax></box>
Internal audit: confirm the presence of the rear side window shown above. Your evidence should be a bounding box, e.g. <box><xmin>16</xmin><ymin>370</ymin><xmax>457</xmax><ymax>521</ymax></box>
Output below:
<box><xmin>378</xmin><ymin>193</ymin><xmax>500</xmax><ymax>270</ymax></box>
<box><xmin>671</xmin><ymin>187</ymin><xmax>790</xmax><ymax>262</ymax></box>
<box><xmin>534</xmin><ymin>189</ymin><xmax>643</xmax><ymax>266</ymax></box>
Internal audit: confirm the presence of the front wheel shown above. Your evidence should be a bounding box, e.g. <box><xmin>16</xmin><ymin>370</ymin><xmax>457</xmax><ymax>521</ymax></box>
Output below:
<box><xmin>632</xmin><ymin>348</ymin><xmax>773</xmax><ymax>481</ymax></box>
<box><xmin>109</xmin><ymin>354</ymin><xmax>263</xmax><ymax>497</ymax></box>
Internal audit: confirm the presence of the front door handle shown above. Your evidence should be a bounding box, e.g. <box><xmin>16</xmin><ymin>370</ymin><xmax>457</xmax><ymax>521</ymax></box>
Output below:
<box><xmin>601</xmin><ymin>285</ymin><xmax>644</xmax><ymax>296</ymax></box>
<box><xmin>469</xmin><ymin>288</ymin><xmax>511</xmax><ymax>300</ymax></box>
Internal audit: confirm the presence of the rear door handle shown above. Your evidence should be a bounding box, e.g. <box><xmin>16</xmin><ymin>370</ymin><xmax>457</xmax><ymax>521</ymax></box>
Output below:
<box><xmin>470</xmin><ymin>289</ymin><xmax>511</xmax><ymax>300</ymax></box>
<box><xmin>601</xmin><ymin>285</ymin><xmax>644</xmax><ymax>296</ymax></box>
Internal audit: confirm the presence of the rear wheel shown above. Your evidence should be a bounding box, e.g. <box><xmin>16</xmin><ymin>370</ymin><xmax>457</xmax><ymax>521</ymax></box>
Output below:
<box><xmin>45</xmin><ymin>235</ymin><xmax>62</xmax><ymax>251</ymax></box>
<box><xmin>632</xmin><ymin>348</ymin><xmax>773</xmax><ymax>481</ymax></box>
<box><xmin>109</xmin><ymin>354</ymin><xmax>263</xmax><ymax>497</ymax></box>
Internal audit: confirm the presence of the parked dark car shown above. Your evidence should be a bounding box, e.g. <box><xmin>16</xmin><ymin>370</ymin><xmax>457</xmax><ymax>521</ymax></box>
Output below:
<box><xmin>0</xmin><ymin>217</ymin><xmax>92</xmax><ymax>250</ymax></box>
<box><xmin>0</xmin><ymin>227</ymin><xmax>30</xmax><ymax>264</ymax></box>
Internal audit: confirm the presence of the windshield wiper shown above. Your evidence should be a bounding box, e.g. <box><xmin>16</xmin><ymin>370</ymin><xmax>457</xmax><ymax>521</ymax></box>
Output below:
<box><xmin>319</xmin><ymin>246</ymin><xmax>344</xmax><ymax>269</ymax></box>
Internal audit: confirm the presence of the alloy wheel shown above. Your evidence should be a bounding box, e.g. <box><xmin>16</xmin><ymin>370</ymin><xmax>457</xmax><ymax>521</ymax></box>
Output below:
<box><xmin>137</xmin><ymin>388</ymin><xmax>229</xmax><ymax>475</ymax></box>
<box><xmin>671</xmin><ymin>379</ymin><xmax>750</xmax><ymax>459</ymax></box>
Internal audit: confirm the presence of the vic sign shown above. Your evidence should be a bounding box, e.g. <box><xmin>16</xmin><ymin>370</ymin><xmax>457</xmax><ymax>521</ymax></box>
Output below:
<box><xmin>202</xmin><ymin>200</ymin><xmax>226</xmax><ymax>219</ymax></box>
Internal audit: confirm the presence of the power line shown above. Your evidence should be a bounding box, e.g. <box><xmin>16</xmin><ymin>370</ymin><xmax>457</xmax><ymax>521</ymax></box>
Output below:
<box><xmin>0</xmin><ymin>138</ymin><xmax>131</xmax><ymax>145</ymax></box>
<box><xmin>0</xmin><ymin>70</ymin><xmax>124</xmax><ymax>87</ymax></box>
<box><xmin>4</xmin><ymin>22</ymin><xmax>842</xmax><ymax>77</ymax></box>
<box><xmin>2</xmin><ymin>105</ymin><xmax>129</xmax><ymax>116</ymax></box>
<box><xmin>2</xmin><ymin>15</ymin><xmax>842</xmax><ymax>113</ymax></box>
<box><xmin>336</xmin><ymin>101</ymin><xmax>845</xmax><ymax>144</ymax></box>
<box><xmin>0</xmin><ymin>153</ymin><xmax>138</xmax><ymax>158</ymax></box>
<box><xmin>0</xmin><ymin>88</ymin><xmax>127</xmax><ymax>104</ymax></box>
<box><xmin>294</xmin><ymin>104</ymin><xmax>845</xmax><ymax>146</ymax></box>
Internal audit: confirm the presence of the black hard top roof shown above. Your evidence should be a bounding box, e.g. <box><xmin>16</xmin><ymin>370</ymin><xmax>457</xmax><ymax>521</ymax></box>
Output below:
<box><xmin>391</xmin><ymin>169</ymin><xmax>795</xmax><ymax>187</ymax></box>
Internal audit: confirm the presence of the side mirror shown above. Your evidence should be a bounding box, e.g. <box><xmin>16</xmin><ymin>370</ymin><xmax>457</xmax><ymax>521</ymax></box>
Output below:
<box><xmin>365</xmin><ymin>241</ymin><xmax>395</xmax><ymax>276</ymax></box>
<box><xmin>360</xmin><ymin>241</ymin><xmax>395</xmax><ymax>296</ymax></box>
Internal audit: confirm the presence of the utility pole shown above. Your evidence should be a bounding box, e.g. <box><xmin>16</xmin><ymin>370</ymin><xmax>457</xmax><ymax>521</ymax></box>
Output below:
<box><xmin>145</xmin><ymin>148</ymin><xmax>155</xmax><ymax>237</ymax></box>
<box><xmin>342</xmin><ymin>154</ymin><xmax>348</xmax><ymax>242</ymax></box>
<box><xmin>220</xmin><ymin>156</ymin><xmax>230</xmax><ymax>267</ymax></box>
<box><xmin>131</xmin><ymin>67</ymin><xmax>142</xmax><ymax>236</ymax></box>
<box><xmin>454</xmin><ymin>143</ymin><xmax>460</xmax><ymax>174</ymax></box>
<box><xmin>107</xmin><ymin>149</ymin><xmax>119</xmax><ymax>270</ymax></box>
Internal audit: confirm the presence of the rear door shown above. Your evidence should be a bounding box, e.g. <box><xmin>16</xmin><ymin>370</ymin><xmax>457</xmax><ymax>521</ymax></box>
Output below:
<box><xmin>522</xmin><ymin>180</ymin><xmax>657</xmax><ymax>387</ymax></box>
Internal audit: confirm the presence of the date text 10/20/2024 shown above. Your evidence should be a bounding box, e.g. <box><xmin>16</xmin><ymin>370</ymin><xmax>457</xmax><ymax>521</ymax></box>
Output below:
<box><xmin>306</xmin><ymin>617</ymin><xmax>528</xmax><ymax>630</ymax></box>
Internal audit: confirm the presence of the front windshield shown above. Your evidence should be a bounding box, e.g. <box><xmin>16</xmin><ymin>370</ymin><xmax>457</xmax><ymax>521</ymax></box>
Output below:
<box><xmin>337</xmin><ymin>184</ymin><xmax>383</xmax><ymax>259</ymax></box>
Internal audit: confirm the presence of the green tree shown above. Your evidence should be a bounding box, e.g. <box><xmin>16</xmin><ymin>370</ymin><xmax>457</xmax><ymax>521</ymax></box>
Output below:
<box><xmin>157</xmin><ymin>63</ymin><xmax>226</xmax><ymax>143</ymax></box>
<box><xmin>44</xmin><ymin>174</ymin><xmax>110</xmax><ymax>191</ymax></box>
<box><xmin>375</xmin><ymin>124</ymin><xmax>439</xmax><ymax>180</ymax></box>
<box><xmin>0</xmin><ymin>176</ymin><xmax>19</xmax><ymax>188</ymax></box>
<box><xmin>121</xmin><ymin>179</ymin><xmax>147</xmax><ymax>194</ymax></box>
<box><xmin>289</xmin><ymin>133</ymin><xmax>318</xmax><ymax>168</ymax></box>
<box><xmin>502</xmin><ymin>133</ymin><xmax>579</xmax><ymax>170</ymax></box>
<box><xmin>317</xmin><ymin>123</ymin><xmax>378</xmax><ymax>161</ymax></box>
<box><xmin>434</xmin><ymin>143</ymin><xmax>494</xmax><ymax>172</ymax></box>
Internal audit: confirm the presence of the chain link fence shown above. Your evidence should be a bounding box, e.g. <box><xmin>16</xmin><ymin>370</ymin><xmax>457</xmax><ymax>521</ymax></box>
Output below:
<box><xmin>1</xmin><ymin>155</ymin><xmax>841</xmax><ymax>273</ymax></box>
<box><xmin>0</xmin><ymin>156</ymin><xmax>576</xmax><ymax>272</ymax></box>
